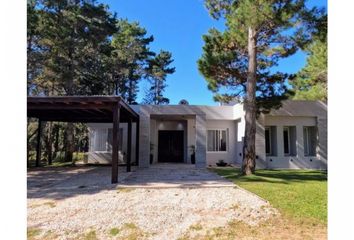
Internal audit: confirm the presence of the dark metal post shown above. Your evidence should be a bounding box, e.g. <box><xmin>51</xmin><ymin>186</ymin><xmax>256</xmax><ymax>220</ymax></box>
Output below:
<box><xmin>111</xmin><ymin>103</ymin><xmax>120</xmax><ymax>184</ymax></box>
<box><xmin>135</xmin><ymin>118</ymin><xmax>140</xmax><ymax>166</ymax></box>
<box><xmin>35</xmin><ymin>119</ymin><xmax>42</xmax><ymax>167</ymax></box>
<box><xmin>127</xmin><ymin>118</ymin><xmax>132</xmax><ymax>172</ymax></box>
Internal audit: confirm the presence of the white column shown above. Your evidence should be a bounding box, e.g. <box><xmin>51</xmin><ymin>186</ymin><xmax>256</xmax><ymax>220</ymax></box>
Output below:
<box><xmin>276</xmin><ymin>125</ymin><xmax>284</xmax><ymax>157</ymax></box>
<box><xmin>139</xmin><ymin>107</ymin><xmax>150</xmax><ymax>167</ymax></box>
<box><xmin>317</xmin><ymin>118</ymin><xmax>327</xmax><ymax>167</ymax></box>
<box><xmin>187</xmin><ymin>118</ymin><xmax>196</xmax><ymax>163</ymax></box>
<box><xmin>255</xmin><ymin>115</ymin><xmax>266</xmax><ymax>168</ymax></box>
<box><xmin>195</xmin><ymin>115</ymin><xmax>206</xmax><ymax>168</ymax></box>
<box><xmin>296</xmin><ymin>125</ymin><xmax>304</xmax><ymax>158</ymax></box>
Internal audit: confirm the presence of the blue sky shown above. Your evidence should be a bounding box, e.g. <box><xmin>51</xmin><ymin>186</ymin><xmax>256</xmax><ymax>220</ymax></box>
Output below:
<box><xmin>101</xmin><ymin>0</ymin><xmax>327</xmax><ymax>105</ymax></box>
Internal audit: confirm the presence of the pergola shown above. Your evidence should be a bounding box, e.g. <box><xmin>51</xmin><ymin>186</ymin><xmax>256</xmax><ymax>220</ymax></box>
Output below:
<box><xmin>27</xmin><ymin>96</ymin><xmax>140</xmax><ymax>184</ymax></box>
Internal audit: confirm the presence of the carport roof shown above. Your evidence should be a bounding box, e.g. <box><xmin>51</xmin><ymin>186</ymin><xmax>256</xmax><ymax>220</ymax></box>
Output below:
<box><xmin>27</xmin><ymin>96</ymin><xmax>139</xmax><ymax>123</ymax></box>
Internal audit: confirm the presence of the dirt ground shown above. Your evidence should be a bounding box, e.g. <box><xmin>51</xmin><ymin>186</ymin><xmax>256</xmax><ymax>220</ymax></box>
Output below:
<box><xmin>28</xmin><ymin>165</ymin><xmax>278</xmax><ymax>240</ymax></box>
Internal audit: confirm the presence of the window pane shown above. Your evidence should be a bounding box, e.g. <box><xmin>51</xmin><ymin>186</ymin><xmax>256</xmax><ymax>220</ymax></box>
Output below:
<box><xmin>265</xmin><ymin>128</ymin><xmax>270</xmax><ymax>154</ymax></box>
<box><xmin>283</xmin><ymin>128</ymin><xmax>289</xmax><ymax>154</ymax></box>
<box><xmin>303</xmin><ymin>126</ymin><xmax>317</xmax><ymax>156</ymax></box>
<box><xmin>309</xmin><ymin>127</ymin><xmax>317</xmax><ymax>156</ymax></box>
<box><xmin>107</xmin><ymin>128</ymin><xmax>113</xmax><ymax>151</ymax></box>
<box><xmin>207</xmin><ymin>130</ymin><xmax>215</xmax><ymax>151</ymax></box>
<box><xmin>303</xmin><ymin>127</ymin><xmax>309</xmax><ymax>156</ymax></box>
<box><xmin>208</xmin><ymin>130</ymin><xmax>228</xmax><ymax>152</ymax></box>
<box><xmin>107</xmin><ymin>128</ymin><xmax>123</xmax><ymax>152</ymax></box>
<box><xmin>220</xmin><ymin>130</ymin><xmax>227</xmax><ymax>151</ymax></box>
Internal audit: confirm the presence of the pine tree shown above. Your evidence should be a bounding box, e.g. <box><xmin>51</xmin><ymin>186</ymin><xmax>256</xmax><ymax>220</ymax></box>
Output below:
<box><xmin>110</xmin><ymin>20</ymin><xmax>154</xmax><ymax>103</ymax></box>
<box><xmin>30</xmin><ymin>0</ymin><xmax>117</xmax><ymax>163</ymax></box>
<box><xmin>27</xmin><ymin>0</ymin><xmax>43</xmax><ymax>95</ymax></box>
<box><xmin>199</xmin><ymin>0</ymin><xmax>325</xmax><ymax>175</ymax></box>
<box><xmin>143</xmin><ymin>50</ymin><xmax>175</xmax><ymax>105</ymax></box>
<box><xmin>27</xmin><ymin>0</ymin><xmax>176</xmax><ymax>163</ymax></box>
<box><xmin>291</xmin><ymin>39</ymin><xmax>327</xmax><ymax>101</ymax></box>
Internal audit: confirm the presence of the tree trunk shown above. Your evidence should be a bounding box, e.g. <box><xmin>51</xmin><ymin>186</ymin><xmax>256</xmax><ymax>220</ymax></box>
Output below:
<box><xmin>27</xmin><ymin>121</ymin><xmax>31</xmax><ymax>167</ymax></box>
<box><xmin>46</xmin><ymin>122</ymin><xmax>53</xmax><ymax>165</ymax></box>
<box><xmin>53</xmin><ymin>123</ymin><xmax>60</xmax><ymax>158</ymax></box>
<box><xmin>242</xmin><ymin>27</ymin><xmax>257</xmax><ymax>175</ymax></box>
<box><xmin>128</xmin><ymin>75</ymin><xmax>133</xmax><ymax>104</ymax></box>
<box><xmin>65</xmin><ymin>122</ymin><xmax>75</xmax><ymax>164</ymax></box>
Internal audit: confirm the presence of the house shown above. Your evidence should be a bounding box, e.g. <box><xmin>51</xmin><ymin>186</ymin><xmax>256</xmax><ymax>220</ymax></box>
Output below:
<box><xmin>87</xmin><ymin>100</ymin><xmax>327</xmax><ymax>170</ymax></box>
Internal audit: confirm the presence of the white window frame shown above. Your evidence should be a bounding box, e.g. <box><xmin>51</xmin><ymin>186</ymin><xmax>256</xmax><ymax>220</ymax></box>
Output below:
<box><xmin>283</xmin><ymin>126</ymin><xmax>291</xmax><ymax>156</ymax></box>
<box><xmin>304</xmin><ymin>126</ymin><xmax>310</xmax><ymax>156</ymax></box>
<box><xmin>207</xmin><ymin>129</ymin><xmax>228</xmax><ymax>153</ymax></box>
<box><xmin>303</xmin><ymin>126</ymin><xmax>316</xmax><ymax>157</ymax></box>
<box><xmin>265</xmin><ymin>127</ymin><xmax>272</xmax><ymax>156</ymax></box>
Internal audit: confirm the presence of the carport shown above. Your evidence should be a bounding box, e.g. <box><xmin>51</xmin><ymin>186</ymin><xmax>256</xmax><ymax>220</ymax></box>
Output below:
<box><xmin>27</xmin><ymin>96</ymin><xmax>140</xmax><ymax>184</ymax></box>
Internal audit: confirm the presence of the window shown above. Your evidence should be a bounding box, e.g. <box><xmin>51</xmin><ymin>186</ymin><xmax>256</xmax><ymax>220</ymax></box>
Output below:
<box><xmin>107</xmin><ymin>128</ymin><xmax>123</xmax><ymax>152</ymax></box>
<box><xmin>207</xmin><ymin>129</ymin><xmax>227</xmax><ymax>152</ymax></box>
<box><xmin>265</xmin><ymin>126</ymin><xmax>277</xmax><ymax>156</ymax></box>
<box><xmin>284</xmin><ymin>126</ymin><xmax>297</xmax><ymax>156</ymax></box>
<box><xmin>265</xmin><ymin>127</ymin><xmax>272</xmax><ymax>155</ymax></box>
<box><xmin>303</xmin><ymin>126</ymin><xmax>317</xmax><ymax>156</ymax></box>
<box><xmin>283</xmin><ymin>127</ymin><xmax>290</xmax><ymax>155</ymax></box>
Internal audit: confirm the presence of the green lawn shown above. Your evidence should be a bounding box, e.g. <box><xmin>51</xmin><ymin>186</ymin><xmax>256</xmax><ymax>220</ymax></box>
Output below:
<box><xmin>28</xmin><ymin>151</ymin><xmax>86</xmax><ymax>168</ymax></box>
<box><xmin>211</xmin><ymin>167</ymin><xmax>327</xmax><ymax>224</ymax></box>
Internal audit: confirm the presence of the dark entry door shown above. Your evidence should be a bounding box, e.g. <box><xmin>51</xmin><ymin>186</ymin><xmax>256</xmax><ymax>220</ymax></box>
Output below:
<box><xmin>158</xmin><ymin>130</ymin><xmax>184</xmax><ymax>163</ymax></box>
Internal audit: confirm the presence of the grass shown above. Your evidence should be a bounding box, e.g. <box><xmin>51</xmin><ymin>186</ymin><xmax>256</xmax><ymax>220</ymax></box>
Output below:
<box><xmin>27</xmin><ymin>228</ymin><xmax>41</xmax><ymax>240</ymax></box>
<box><xmin>109</xmin><ymin>227</ymin><xmax>120</xmax><ymax>236</ymax></box>
<box><xmin>117</xmin><ymin>188</ymin><xmax>136</xmax><ymax>193</ymax></box>
<box><xmin>28</xmin><ymin>151</ymin><xmax>86</xmax><ymax>168</ymax></box>
<box><xmin>201</xmin><ymin>218</ymin><xmax>326</xmax><ymax>240</ymax></box>
<box><xmin>43</xmin><ymin>201</ymin><xmax>56</xmax><ymax>208</ymax></box>
<box><xmin>107</xmin><ymin>223</ymin><xmax>150</xmax><ymax>240</ymax></box>
<box><xmin>179</xmin><ymin>167</ymin><xmax>329</xmax><ymax>240</ymax></box>
<box><xmin>82</xmin><ymin>230</ymin><xmax>97</xmax><ymax>240</ymax></box>
<box><xmin>211</xmin><ymin>167</ymin><xmax>327</xmax><ymax>223</ymax></box>
<box><xmin>189</xmin><ymin>223</ymin><xmax>203</xmax><ymax>231</ymax></box>
<box><xmin>29</xmin><ymin>201</ymin><xmax>56</xmax><ymax>209</ymax></box>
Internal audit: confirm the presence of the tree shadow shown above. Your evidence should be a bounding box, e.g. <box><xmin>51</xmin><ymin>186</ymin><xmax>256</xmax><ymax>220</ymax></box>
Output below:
<box><xmin>27</xmin><ymin>166</ymin><xmax>132</xmax><ymax>200</ymax></box>
<box><xmin>118</xmin><ymin>164</ymin><xmax>235</xmax><ymax>188</ymax></box>
<box><xmin>210</xmin><ymin>167</ymin><xmax>327</xmax><ymax>184</ymax></box>
<box><xmin>255</xmin><ymin>170</ymin><xmax>327</xmax><ymax>182</ymax></box>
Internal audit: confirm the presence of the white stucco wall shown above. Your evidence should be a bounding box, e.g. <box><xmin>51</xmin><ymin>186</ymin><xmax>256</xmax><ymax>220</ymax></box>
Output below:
<box><xmin>86</xmin><ymin>122</ymin><xmax>137</xmax><ymax>164</ymax></box>
<box><xmin>86</xmin><ymin>100</ymin><xmax>327</xmax><ymax>170</ymax></box>
<box><xmin>261</xmin><ymin>115</ymin><xmax>326</xmax><ymax>169</ymax></box>
<box><xmin>206</xmin><ymin>120</ymin><xmax>237</xmax><ymax>166</ymax></box>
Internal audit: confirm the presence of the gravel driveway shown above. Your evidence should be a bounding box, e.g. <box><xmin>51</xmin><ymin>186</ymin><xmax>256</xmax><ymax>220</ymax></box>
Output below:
<box><xmin>28</xmin><ymin>165</ymin><xmax>277</xmax><ymax>240</ymax></box>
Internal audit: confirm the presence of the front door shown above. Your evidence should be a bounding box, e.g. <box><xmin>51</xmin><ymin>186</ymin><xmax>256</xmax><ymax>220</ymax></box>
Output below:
<box><xmin>158</xmin><ymin>130</ymin><xmax>184</xmax><ymax>163</ymax></box>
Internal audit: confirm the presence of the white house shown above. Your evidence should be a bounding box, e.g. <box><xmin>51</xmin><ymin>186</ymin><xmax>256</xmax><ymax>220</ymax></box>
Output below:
<box><xmin>87</xmin><ymin>100</ymin><xmax>327</xmax><ymax>170</ymax></box>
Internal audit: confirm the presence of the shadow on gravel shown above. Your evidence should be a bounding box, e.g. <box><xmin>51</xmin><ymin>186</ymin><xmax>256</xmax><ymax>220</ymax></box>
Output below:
<box><xmin>27</xmin><ymin>166</ymin><xmax>131</xmax><ymax>200</ymax></box>
<box><xmin>27</xmin><ymin>164</ymin><xmax>234</xmax><ymax>200</ymax></box>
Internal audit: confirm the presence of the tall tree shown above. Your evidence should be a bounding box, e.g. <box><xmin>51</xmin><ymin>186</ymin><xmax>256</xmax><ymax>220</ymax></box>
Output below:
<box><xmin>290</xmin><ymin>13</ymin><xmax>327</xmax><ymax>101</ymax></box>
<box><xmin>110</xmin><ymin>19</ymin><xmax>154</xmax><ymax>103</ymax></box>
<box><xmin>143</xmin><ymin>50</ymin><xmax>175</xmax><ymax>105</ymax></box>
<box><xmin>27</xmin><ymin>0</ymin><xmax>43</xmax><ymax>95</ymax></box>
<box><xmin>27</xmin><ymin>0</ymin><xmax>176</xmax><ymax>164</ymax></box>
<box><xmin>31</xmin><ymin>0</ymin><xmax>117</xmax><ymax>163</ymax></box>
<box><xmin>290</xmin><ymin>39</ymin><xmax>327</xmax><ymax>101</ymax></box>
<box><xmin>199</xmin><ymin>0</ymin><xmax>325</xmax><ymax>175</ymax></box>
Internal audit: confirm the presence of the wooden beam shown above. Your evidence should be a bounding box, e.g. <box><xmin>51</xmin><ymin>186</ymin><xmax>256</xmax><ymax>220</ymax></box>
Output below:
<box><xmin>111</xmin><ymin>103</ymin><xmax>121</xmax><ymax>184</ymax></box>
<box><xmin>28</xmin><ymin>96</ymin><xmax>122</xmax><ymax>104</ymax></box>
<box><xmin>119</xmin><ymin>100</ymin><xmax>139</xmax><ymax>119</ymax></box>
<box><xmin>28</xmin><ymin>104</ymin><xmax>114</xmax><ymax>111</ymax></box>
<box><xmin>127</xmin><ymin>118</ymin><xmax>132</xmax><ymax>172</ymax></box>
<box><xmin>135</xmin><ymin>118</ymin><xmax>140</xmax><ymax>166</ymax></box>
<box><xmin>35</xmin><ymin>119</ymin><xmax>42</xmax><ymax>167</ymax></box>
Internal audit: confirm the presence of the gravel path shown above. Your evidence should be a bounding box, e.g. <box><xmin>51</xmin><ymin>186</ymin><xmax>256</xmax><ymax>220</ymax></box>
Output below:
<box><xmin>28</xmin><ymin>166</ymin><xmax>278</xmax><ymax>240</ymax></box>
